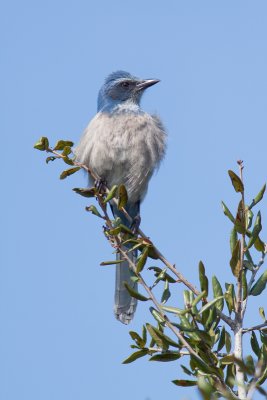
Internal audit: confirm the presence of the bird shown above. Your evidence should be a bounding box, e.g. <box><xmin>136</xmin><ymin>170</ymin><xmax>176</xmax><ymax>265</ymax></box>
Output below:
<box><xmin>75</xmin><ymin>71</ymin><xmax>166</xmax><ymax>324</ymax></box>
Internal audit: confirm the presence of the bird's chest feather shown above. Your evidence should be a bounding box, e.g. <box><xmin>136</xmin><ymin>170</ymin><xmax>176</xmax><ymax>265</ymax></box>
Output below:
<box><xmin>75</xmin><ymin>110</ymin><xmax>166</xmax><ymax>201</ymax></box>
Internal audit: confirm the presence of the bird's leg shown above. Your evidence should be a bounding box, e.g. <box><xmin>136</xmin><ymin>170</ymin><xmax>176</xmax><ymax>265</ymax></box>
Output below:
<box><xmin>130</xmin><ymin>201</ymin><xmax>141</xmax><ymax>235</ymax></box>
<box><xmin>94</xmin><ymin>178</ymin><xmax>107</xmax><ymax>194</ymax></box>
<box><xmin>131</xmin><ymin>214</ymin><xmax>141</xmax><ymax>235</ymax></box>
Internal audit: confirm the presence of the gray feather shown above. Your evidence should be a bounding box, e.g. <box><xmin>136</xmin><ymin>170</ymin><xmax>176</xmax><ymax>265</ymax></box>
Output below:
<box><xmin>75</xmin><ymin>71</ymin><xmax>166</xmax><ymax>324</ymax></box>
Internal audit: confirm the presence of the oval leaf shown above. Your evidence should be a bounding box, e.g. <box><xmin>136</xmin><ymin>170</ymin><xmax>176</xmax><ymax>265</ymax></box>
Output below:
<box><xmin>221</xmin><ymin>201</ymin><xmax>235</xmax><ymax>224</ymax></box>
<box><xmin>149</xmin><ymin>352</ymin><xmax>180</xmax><ymax>362</ymax></box>
<box><xmin>60</xmin><ymin>166</ymin><xmax>80</xmax><ymax>179</ymax></box>
<box><xmin>212</xmin><ymin>276</ymin><xmax>224</xmax><ymax>311</ymax></box>
<box><xmin>250</xmin><ymin>270</ymin><xmax>267</xmax><ymax>296</ymax></box>
<box><xmin>199</xmin><ymin>296</ymin><xmax>224</xmax><ymax>314</ymax></box>
<box><xmin>103</xmin><ymin>185</ymin><xmax>118</xmax><ymax>203</ymax></box>
<box><xmin>54</xmin><ymin>140</ymin><xmax>74</xmax><ymax>150</ymax></box>
<box><xmin>124</xmin><ymin>282</ymin><xmax>149</xmax><ymax>301</ymax></box>
<box><xmin>247</xmin><ymin>211</ymin><xmax>262</xmax><ymax>249</ymax></box>
<box><xmin>228</xmin><ymin>170</ymin><xmax>244</xmax><ymax>193</ymax></box>
<box><xmin>73</xmin><ymin>187</ymin><xmax>96</xmax><ymax>197</ymax></box>
<box><xmin>136</xmin><ymin>246</ymin><xmax>149</xmax><ymax>274</ymax></box>
<box><xmin>249</xmin><ymin>183</ymin><xmax>266</xmax><ymax>209</ymax></box>
<box><xmin>172</xmin><ymin>379</ymin><xmax>197</xmax><ymax>387</ymax></box>
<box><xmin>34</xmin><ymin>136</ymin><xmax>49</xmax><ymax>151</ymax></box>
<box><xmin>118</xmin><ymin>185</ymin><xmax>128</xmax><ymax>210</ymax></box>
<box><xmin>122</xmin><ymin>349</ymin><xmax>148</xmax><ymax>364</ymax></box>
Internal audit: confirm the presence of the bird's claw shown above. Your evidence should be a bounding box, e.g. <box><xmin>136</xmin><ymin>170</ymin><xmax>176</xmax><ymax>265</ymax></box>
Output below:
<box><xmin>95</xmin><ymin>178</ymin><xmax>107</xmax><ymax>193</ymax></box>
<box><xmin>131</xmin><ymin>215</ymin><xmax>141</xmax><ymax>235</ymax></box>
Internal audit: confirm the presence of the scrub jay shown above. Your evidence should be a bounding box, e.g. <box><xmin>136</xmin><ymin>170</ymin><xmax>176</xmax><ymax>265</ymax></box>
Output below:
<box><xmin>75</xmin><ymin>71</ymin><xmax>166</xmax><ymax>324</ymax></box>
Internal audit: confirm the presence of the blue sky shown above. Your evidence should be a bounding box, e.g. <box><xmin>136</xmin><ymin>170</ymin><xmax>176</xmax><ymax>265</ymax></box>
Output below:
<box><xmin>2</xmin><ymin>1</ymin><xmax>267</xmax><ymax>399</ymax></box>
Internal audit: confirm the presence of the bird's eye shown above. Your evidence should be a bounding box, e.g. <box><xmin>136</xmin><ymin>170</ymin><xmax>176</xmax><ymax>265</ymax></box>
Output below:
<box><xmin>121</xmin><ymin>81</ymin><xmax>130</xmax><ymax>88</ymax></box>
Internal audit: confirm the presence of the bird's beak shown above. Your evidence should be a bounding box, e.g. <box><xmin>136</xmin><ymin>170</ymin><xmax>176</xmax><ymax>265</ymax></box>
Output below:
<box><xmin>136</xmin><ymin>79</ymin><xmax>160</xmax><ymax>91</ymax></box>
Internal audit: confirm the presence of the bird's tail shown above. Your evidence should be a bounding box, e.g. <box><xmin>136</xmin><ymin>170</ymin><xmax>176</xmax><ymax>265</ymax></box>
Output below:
<box><xmin>114</xmin><ymin>246</ymin><xmax>137</xmax><ymax>324</ymax></box>
<box><xmin>112</xmin><ymin>202</ymin><xmax>139</xmax><ymax>324</ymax></box>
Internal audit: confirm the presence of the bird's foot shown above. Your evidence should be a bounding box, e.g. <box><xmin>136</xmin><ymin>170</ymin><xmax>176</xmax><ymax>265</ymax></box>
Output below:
<box><xmin>94</xmin><ymin>178</ymin><xmax>107</xmax><ymax>194</ymax></box>
<box><xmin>131</xmin><ymin>214</ymin><xmax>141</xmax><ymax>235</ymax></box>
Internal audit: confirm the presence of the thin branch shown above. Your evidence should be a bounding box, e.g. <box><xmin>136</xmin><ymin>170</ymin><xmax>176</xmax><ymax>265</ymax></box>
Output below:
<box><xmin>234</xmin><ymin>160</ymin><xmax>246</xmax><ymax>400</ymax></box>
<box><xmin>242</xmin><ymin>321</ymin><xmax>267</xmax><ymax>333</ymax></box>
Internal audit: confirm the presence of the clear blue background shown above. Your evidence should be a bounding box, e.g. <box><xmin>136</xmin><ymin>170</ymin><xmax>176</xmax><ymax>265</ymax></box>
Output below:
<box><xmin>2</xmin><ymin>1</ymin><xmax>267</xmax><ymax>399</ymax></box>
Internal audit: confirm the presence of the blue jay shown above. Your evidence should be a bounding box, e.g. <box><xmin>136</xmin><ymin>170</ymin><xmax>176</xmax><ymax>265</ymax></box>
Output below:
<box><xmin>75</xmin><ymin>71</ymin><xmax>166</xmax><ymax>324</ymax></box>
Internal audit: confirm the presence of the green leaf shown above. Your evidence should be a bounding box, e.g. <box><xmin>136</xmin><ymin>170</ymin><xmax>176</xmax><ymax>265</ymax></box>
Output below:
<box><xmin>146</xmin><ymin>324</ymin><xmax>179</xmax><ymax>349</ymax></box>
<box><xmin>178</xmin><ymin>316</ymin><xmax>200</xmax><ymax>340</ymax></box>
<box><xmin>245</xmin><ymin>243</ymin><xmax>254</xmax><ymax>264</ymax></box>
<box><xmin>249</xmin><ymin>183</ymin><xmax>266</xmax><ymax>209</ymax></box>
<box><xmin>243</xmin><ymin>260</ymin><xmax>254</xmax><ymax>271</ymax></box>
<box><xmin>250</xmin><ymin>270</ymin><xmax>267</xmax><ymax>296</ymax></box>
<box><xmin>260</xmin><ymin>332</ymin><xmax>267</xmax><ymax>346</ymax></box>
<box><xmin>85</xmin><ymin>205</ymin><xmax>102</xmax><ymax>218</ymax></box>
<box><xmin>225</xmin><ymin>331</ymin><xmax>231</xmax><ymax>353</ymax></box>
<box><xmin>60</xmin><ymin>166</ymin><xmax>81</xmax><ymax>179</ymax></box>
<box><xmin>190</xmin><ymin>354</ymin><xmax>216</xmax><ymax>375</ymax></box>
<box><xmin>100</xmin><ymin>260</ymin><xmax>123</xmax><ymax>266</ymax></box>
<box><xmin>136</xmin><ymin>246</ymin><xmax>149</xmax><ymax>274</ymax></box>
<box><xmin>46</xmin><ymin>156</ymin><xmax>57</xmax><ymax>163</ymax></box>
<box><xmin>235</xmin><ymin>200</ymin><xmax>246</xmax><ymax>234</ymax></box>
<box><xmin>221</xmin><ymin>201</ymin><xmax>235</xmax><ymax>224</ymax></box>
<box><xmin>191</xmin><ymin>290</ymin><xmax>206</xmax><ymax>307</ymax></box>
<box><xmin>251</xmin><ymin>331</ymin><xmax>260</xmax><ymax>357</ymax></box>
<box><xmin>142</xmin><ymin>325</ymin><xmax>147</xmax><ymax>345</ymax></box>
<box><xmin>198</xmin><ymin>261</ymin><xmax>209</xmax><ymax>296</ymax></box>
<box><xmin>149</xmin><ymin>352</ymin><xmax>181</xmax><ymax>362</ymax></box>
<box><xmin>183</xmin><ymin>290</ymin><xmax>190</xmax><ymax>308</ymax></box>
<box><xmin>129</xmin><ymin>331</ymin><xmax>146</xmax><ymax>348</ymax></box>
<box><xmin>225</xmin><ymin>283</ymin><xmax>235</xmax><ymax>314</ymax></box>
<box><xmin>161</xmin><ymin>305</ymin><xmax>184</xmax><ymax>315</ymax></box>
<box><xmin>124</xmin><ymin>282</ymin><xmax>150</xmax><ymax>301</ymax></box>
<box><xmin>242</xmin><ymin>271</ymin><xmax>248</xmax><ymax>300</ymax></box>
<box><xmin>62</xmin><ymin>155</ymin><xmax>74</xmax><ymax>165</ymax></box>
<box><xmin>217</xmin><ymin>326</ymin><xmax>225</xmax><ymax>352</ymax></box>
<box><xmin>230</xmin><ymin>227</ymin><xmax>238</xmax><ymax>253</ymax></box>
<box><xmin>161</xmin><ymin>280</ymin><xmax>171</xmax><ymax>304</ymax></box>
<box><xmin>148</xmin><ymin>266</ymin><xmax>176</xmax><ymax>283</ymax></box>
<box><xmin>228</xmin><ymin>170</ymin><xmax>244</xmax><ymax>193</ymax></box>
<box><xmin>73</xmin><ymin>187</ymin><xmax>96</xmax><ymax>197</ymax></box>
<box><xmin>254</xmin><ymin>236</ymin><xmax>265</xmax><ymax>252</ymax></box>
<box><xmin>247</xmin><ymin>211</ymin><xmax>262</xmax><ymax>248</ymax></box>
<box><xmin>181</xmin><ymin>365</ymin><xmax>194</xmax><ymax>376</ymax></box>
<box><xmin>246</xmin><ymin>208</ymin><xmax>254</xmax><ymax>230</ymax></box>
<box><xmin>54</xmin><ymin>140</ymin><xmax>74</xmax><ymax>150</ymax></box>
<box><xmin>221</xmin><ymin>354</ymin><xmax>234</xmax><ymax>365</ymax></box>
<box><xmin>259</xmin><ymin>307</ymin><xmax>266</xmax><ymax>321</ymax></box>
<box><xmin>198</xmin><ymin>296</ymin><xmax>224</xmax><ymax>314</ymax></box>
<box><xmin>172</xmin><ymin>379</ymin><xmax>197</xmax><ymax>386</ymax></box>
<box><xmin>62</xmin><ymin>146</ymin><xmax>72</xmax><ymax>156</ymax></box>
<box><xmin>34</xmin><ymin>136</ymin><xmax>49</xmax><ymax>151</ymax></box>
<box><xmin>212</xmin><ymin>276</ymin><xmax>224</xmax><ymax>311</ymax></box>
<box><xmin>149</xmin><ymin>307</ymin><xmax>165</xmax><ymax>324</ymax></box>
<box><xmin>118</xmin><ymin>184</ymin><xmax>128</xmax><ymax>210</ymax></box>
<box><xmin>230</xmin><ymin>240</ymin><xmax>241</xmax><ymax>278</ymax></box>
<box><xmin>146</xmin><ymin>324</ymin><xmax>165</xmax><ymax>348</ymax></box>
<box><xmin>103</xmin><ymin>185</ymin><xmax>118</xmax><ymax>203</ymax></box>
<box><xmin>122</xmin><ymin>349</ymin><xmax>148</xmax><ymax>364</ymax></box>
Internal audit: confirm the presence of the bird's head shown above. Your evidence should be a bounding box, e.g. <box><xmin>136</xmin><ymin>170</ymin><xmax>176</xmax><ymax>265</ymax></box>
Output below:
<box><xmin>97</xmin><ymin>71</ymin><xmax>160</xmax><ymax>112</ymax></box>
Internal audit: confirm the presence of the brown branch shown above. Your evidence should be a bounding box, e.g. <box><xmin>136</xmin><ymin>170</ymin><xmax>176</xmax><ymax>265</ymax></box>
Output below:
<box><xmin>242</xmin><ymin>321</ymin><xmax>267</xmax><ymax>333</ymax></box>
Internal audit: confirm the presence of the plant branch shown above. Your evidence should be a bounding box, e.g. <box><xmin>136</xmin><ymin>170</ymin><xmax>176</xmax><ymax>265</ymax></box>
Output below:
<box><xmin>234</xmin><ymin>160</ymin><xmax>246</xmax><ymax>400</ymax></box>
<box><xmin>242</xmin><ymin>321</ymin><xmax>267</xmax><ymax>333</ymax></box>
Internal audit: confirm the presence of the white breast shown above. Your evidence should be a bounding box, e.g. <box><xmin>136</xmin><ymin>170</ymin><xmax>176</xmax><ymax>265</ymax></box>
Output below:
<box><xmin>75</xmin><ymin>111</ymin><xmax>166</xmax><ymax>203</ymax></box>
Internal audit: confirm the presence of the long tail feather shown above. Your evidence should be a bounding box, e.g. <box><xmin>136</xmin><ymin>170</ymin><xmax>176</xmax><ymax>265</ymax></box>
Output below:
<box><xmin>112</xmin><ymin>202</ymin><xmax>140</xmax><ymax>324</ymax></box>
